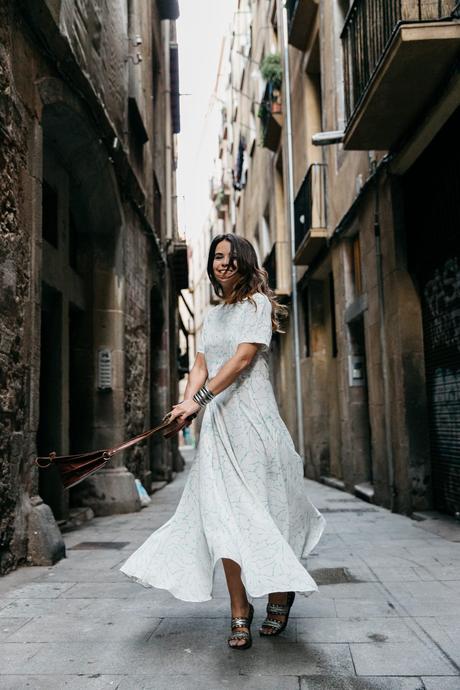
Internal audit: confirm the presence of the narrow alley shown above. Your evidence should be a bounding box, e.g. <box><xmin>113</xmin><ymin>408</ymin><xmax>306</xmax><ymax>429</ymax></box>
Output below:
<box><xmin>1</xmin><ymin>450</ymin><xmax>459</xmax><ymax>689</ymax></box>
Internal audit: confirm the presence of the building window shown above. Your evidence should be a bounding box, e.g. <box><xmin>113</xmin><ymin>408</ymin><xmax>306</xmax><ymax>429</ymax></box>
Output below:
<box><xmin>260</xmin><ymin>212</ymin><xmax>272</xmax><ymax>259</ymax></box>
<box><xmin>128</xmin><ymin>98</ymin><xmax>147</xmax><ymax>173</ymax></box>
<box><xmin>329</xmin><ymin>271</ymin><xmax>338</xmax><ymax>357</ymax></box>
<box><xmin>42</xmin><ymin>180</ymin><xmax>59</xmax><ymax>248</ymax></box>
<box><xmin>336</xmin><ymin>0</ymin><xmax>352</xmax><ymax>131</ymax></box>
<box><xmin>153</xmin><ymin>173</ymin><xmax>162</xmax><ymax>237</ymax></box>
<box><xmin>301</xmin><ymin>285</ymin><xmax>311</xmax><ymax>358</ymax></box>
<box><xmin>68</xmin><ymin>209</ymin><xmax>79</xmax><ymax>272</ymax></box>
<box><xmin>351</xmin><ymin>234</ymin><xmax>363</xmax><ymax>296</ymax></box>
<box><xmin>233</xmin><ymin>136</ymin><xmax>247</xmax><ymax>190</ymax></box>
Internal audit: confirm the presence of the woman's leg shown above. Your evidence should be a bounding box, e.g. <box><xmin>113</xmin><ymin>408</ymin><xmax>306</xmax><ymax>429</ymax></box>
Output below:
<box><xmin>222</xmin><ymin>558</ymin><xmax>251</xmax><ymax>648</ymax></box>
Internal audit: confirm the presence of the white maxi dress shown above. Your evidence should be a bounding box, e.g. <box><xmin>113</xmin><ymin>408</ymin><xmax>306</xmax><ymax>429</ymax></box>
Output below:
<box><xmin>120</xmin><ymin>292</ymin><xmax>326</xmax><ymax>602</ymax></box>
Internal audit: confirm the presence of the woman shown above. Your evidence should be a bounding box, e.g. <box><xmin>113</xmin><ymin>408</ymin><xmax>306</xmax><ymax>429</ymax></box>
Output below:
<box><xmin>120</xmin><ymin>234</ymin><xmax>326</xmax><ymax>650</ymax></box>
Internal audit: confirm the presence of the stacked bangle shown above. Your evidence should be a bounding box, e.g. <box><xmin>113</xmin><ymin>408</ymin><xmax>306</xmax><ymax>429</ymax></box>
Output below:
<box><xmin>193</xmin><ymin>385</ymin><xmax>215</xmax><ymax>408</ymax></box>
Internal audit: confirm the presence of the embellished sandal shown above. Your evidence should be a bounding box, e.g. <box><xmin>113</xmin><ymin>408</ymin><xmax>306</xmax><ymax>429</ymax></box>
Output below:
<box><xmin>227</xmin><ymin>602</ymin><xmax>254</xmax><ymax>650</ymax></box>
<box><xmin>259</xmin><ymin>591</ymin><xmax>296</xmax><ymax>636</ymax></box>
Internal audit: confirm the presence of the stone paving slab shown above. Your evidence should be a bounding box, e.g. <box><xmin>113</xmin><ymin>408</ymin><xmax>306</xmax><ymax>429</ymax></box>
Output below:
<box><xmin>33</xmin><ymin>568</ymin><xmax>132</xmax><ymax>583</ymax></box>
<box><xmin>7</xmin><ymin>614</ymin><xmax>163</xmax><ymax>643</ymax></box>
<box><xmin>0</xmin><ymin>676</ymin><xmax>121</xmax><ymax>690</ymax></box>
<box><xmin>0</xmin><ymin>617</ymin><xmax>32</xmax><ymax>640</ymax></box>
<box><xmin>334</xmin><ymin>598</ymin><xmax>400</xmax><ymax>619</ymax></box>
<box><xmin>299</xmin><ymin>678</ymin><xmax>427</xmax><ymax>690</ymax></box>
<box><xmin>0</xmin><ymin>598</ymin><xmax>96</xmax><ymax>618</ymax></box>
<box><xmin>57</xmin><ymin>582</ymin><xmax>154</xmax><ymax>599</ymax></box>
<box><xmin>383</xmin><ymin>580</ymin><xmax>457</xmax><ymax>600</ymax></box>
<box><xmin>422</xmin><ymin>679</ymin><xmax>460</xmax><ymax>690</ymax></box>
<box><xmin>296</xmin><ymin>616</ymin><xmax>416</xmax><ymax>644</ymax></box>
<box><xmin>118</xmin><ymin>675</ymin><xmax>301</xmax><ymax>690</ymax></box>
<box><xmin>0</xmin><ymin>456</ymin><xmax>459</xmax><ymax>688</ymax></box>
<box><xmin>1</xmin><ymin>676</ymin><xmax>456</xmax><ymax>690</ymax></box>
<box><xmin>0</xmin><ymin>582</ymin><xmax>75</xmax><ymax>599</ymax></box>
<box><xmin>349</xmin><ymin>641</ymin><xmax>458</xmax><ymax>676</ymax></box>
<box><xmin>311</xmin><ymin>582</ymin><xmax>388</xmax><ymax>600</ymax></box>
<box><xmin>0</xmin><ymin>639</ymin><xmax>354</xmax><ymax>676</ymax></box>
<box><xmin>417</xmin><ymin>566</ymin><xmax>460</xmax><ymax>580</ymax></box>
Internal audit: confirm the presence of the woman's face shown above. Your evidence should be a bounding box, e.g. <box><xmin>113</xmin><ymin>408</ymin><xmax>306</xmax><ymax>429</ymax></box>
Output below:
<box><xmin>213</xmin><ymin>239</ymin><xmax>239</xmax><ymax>291</ymax></box>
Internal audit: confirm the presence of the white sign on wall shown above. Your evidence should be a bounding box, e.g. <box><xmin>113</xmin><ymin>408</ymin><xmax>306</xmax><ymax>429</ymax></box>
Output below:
<box><xmin>97</xmin><ymin>348</ymin><xmax>113</xmax><ymax>391</ymax></box>
<box><xmin>348</xmin><ymin>354</ymin><xmax>365</xmax><ymax>387</ymax></box>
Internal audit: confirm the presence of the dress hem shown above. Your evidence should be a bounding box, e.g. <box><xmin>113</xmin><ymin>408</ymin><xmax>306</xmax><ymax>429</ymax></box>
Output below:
<box><xmin>120</xmin><ymin>546</ymin><xmax>321</xmax><ymax>604</ymax></box>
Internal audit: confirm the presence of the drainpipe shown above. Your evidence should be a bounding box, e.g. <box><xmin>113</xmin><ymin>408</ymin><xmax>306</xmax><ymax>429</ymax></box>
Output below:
<box><xmin>281</xmin><ymin>4</ymin><xmax>305</xmax><ymax>463</ymax></box>
<box><xmin>164</xmin><ymin>20</ymin><xmax>173</xmax><ymax>242</ymax></box>
<box><xmin>163</xmin><ymin>19</ymin><xmax>174</xmax><ymax>471</ymax></box>
<box><xmin>373</xmin><ymin>182</ymin><xmax>396</xmax><ymax>511</ymax></box>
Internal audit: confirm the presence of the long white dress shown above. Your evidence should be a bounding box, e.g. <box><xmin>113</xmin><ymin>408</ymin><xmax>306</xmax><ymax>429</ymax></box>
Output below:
<box><xmin>120</xmin><ymin>292</ymin><xmax>326</xmax><ymax>602</ymax></box>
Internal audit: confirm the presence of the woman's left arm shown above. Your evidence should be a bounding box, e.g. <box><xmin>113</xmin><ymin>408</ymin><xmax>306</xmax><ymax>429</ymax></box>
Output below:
<box><xmin>169</xmin><ymin>343</ymin><xmax>260</xmax><ymax>422</ymax></box>
<box><xmin>207</xmin><ymin>343</ymin><xmax>260</xmax><ymax>394</ymax></box>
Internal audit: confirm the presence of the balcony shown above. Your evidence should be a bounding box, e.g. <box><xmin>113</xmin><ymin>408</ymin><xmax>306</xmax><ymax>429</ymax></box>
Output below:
<box><xmin>210</xmin><ymin>177</ymin><xmax>220</xmax><ymax>202</ymax></box>
<box><xmin>286</xmin><ymin>0</ymin><xmax>319</xmax><ymax>51</ymax></box>
<box><xmin>258</xmin><ymin>83</ymin><xmax>283</xmax><ymax>152</ymax></box>
<box><xmin>262</xmin><ymin>242</ymin><xmax>290</xmax><ymax>297</ymax></box>
<box><xmin>167</xmin><ymin>240</ymin><xmax>189</xmax><ymax>291</ymax></box>
<box><xmin>341</xmin><ymin>0</ymin><xmax>460</xmax><ymax>150</ymax></box>
<box><xmin>214</xmin><ymin>187</ymin><xmax>229</xmax><ymax>220</ymax></box>
<box><xmin>263</xmin><ymin>243</ymin><xmax>277</xmax><ymax>292</ymax></box>
<box><xmin>293</xmin><ymin>163</ymin><xmax>327</xmax><ymax>266</ymax></box>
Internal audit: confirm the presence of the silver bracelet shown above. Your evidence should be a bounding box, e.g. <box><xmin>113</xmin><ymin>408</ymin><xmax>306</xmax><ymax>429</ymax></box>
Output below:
<box><xmin>193</xmin><ymin>385</ymin><xmax>215</xmax><ymax>407</ymax></box>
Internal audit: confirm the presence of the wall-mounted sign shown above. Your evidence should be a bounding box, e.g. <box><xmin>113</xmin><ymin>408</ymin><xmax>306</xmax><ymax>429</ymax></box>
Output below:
<box><xmin>97</xmin><ymin>348</ymin><xmax>112</xmax><ymax>391</ymax></box>
<box><xmin>348</xmin><ymin>354</ymin><xmax>365</xmax><ymax>387</ymax></box>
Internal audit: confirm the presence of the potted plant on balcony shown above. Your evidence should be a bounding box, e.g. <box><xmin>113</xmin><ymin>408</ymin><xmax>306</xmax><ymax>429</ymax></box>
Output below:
<box><xmin>215</xmin><ymin>188</ymin><xmax>226</xmax><ymax>219</ymax></box>
<box><xmin>260</xmin><ymin>53</ymin><xmax>282</xmax><ymax>89</ymax></box>
<box><xmin>260</xmin><ymin>53</ymin><xmax>282</xmax><ymax>114</ymax></box>
<box><xmin>258</xmin><ymin>53</ymin><xmax>283</xmax><ymax>151</ymax></box>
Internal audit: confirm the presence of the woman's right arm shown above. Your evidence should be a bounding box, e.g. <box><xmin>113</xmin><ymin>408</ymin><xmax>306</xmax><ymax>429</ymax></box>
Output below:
<box><xmin>183</xmin><ymin>352</ymin><xmax>208</xmax><ymax>401</ymax></box>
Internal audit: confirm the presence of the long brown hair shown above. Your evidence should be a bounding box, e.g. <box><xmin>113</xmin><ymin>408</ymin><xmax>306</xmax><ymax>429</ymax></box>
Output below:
<box><xmin>207</xmin><ymin>233</ymin><xmax>289</xmax><ymax>333</ymax></box>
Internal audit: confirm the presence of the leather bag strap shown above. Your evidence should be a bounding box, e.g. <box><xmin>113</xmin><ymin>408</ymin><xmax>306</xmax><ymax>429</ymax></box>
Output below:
<box><xmin>35</xmin><ymin>411</ymin><xmax>192</xmax><ymax>468</ymax></box>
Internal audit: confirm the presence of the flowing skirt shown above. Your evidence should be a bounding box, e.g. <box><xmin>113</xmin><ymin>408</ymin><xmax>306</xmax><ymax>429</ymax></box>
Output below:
<box><xmin>120</xmin><ymin>376</ymin><xmax>326</xmax><ymax>602</ymax></box>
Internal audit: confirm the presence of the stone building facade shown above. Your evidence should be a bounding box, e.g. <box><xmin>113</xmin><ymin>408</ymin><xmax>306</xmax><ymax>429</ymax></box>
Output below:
<box><xmin>0</xmin><ymin>0</ymin><xmax>187</xmax><ymax>574</ymax></box>
<box><xmin>206</xmin><ymin>0</ymin><xmax>460</xmax><ymax>518</ymax></box>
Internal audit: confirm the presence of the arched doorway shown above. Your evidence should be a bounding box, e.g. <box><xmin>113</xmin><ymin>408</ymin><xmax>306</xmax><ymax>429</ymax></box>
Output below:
<box><xmin>36</xmin><ymin>77</ymin><xmax>139</xmax><ymax>518</ymax></box>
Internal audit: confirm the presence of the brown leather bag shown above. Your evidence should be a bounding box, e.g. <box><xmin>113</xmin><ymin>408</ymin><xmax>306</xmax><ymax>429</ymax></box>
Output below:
<box><xmin>34</xmin><ymin>411</ymin><xmax>196</xmax><ymax>490</ymax></box>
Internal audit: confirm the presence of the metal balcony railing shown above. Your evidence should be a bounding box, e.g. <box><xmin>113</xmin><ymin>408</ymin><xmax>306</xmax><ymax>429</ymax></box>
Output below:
<box><xmin>286</xmin><ymin>0</ymin><xmax>300</xmax><ymax>25</ymax></box>
<box><xmin>341</xmin><ymin>0</ymin><xmax>459</xmax><ymax>121</ymax></box>
<box><xmin>263</xmin><ymin>243</ymin><xmax>277</xmax><ymax>291</ymax></box>
<box><xmin>258</xmin><ymin>81</ymin><xmax>283</xmax><ymax>152</ymax></box>
<box><xmin>294</xmin><ymin>163</ymin><xmax>327</xmax><ymax>253</ymax></box>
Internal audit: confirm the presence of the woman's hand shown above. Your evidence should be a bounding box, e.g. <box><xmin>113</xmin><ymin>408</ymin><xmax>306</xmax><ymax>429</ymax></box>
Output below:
<box><xmin>168</xmin><ymin>398</ymin><xmax>201</xmax><ymax>425</ymax></box>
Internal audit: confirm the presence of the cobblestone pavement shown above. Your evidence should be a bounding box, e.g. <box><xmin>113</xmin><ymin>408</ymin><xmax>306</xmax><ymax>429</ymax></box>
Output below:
<box><xmin>1</xmin><ymin>450</ymin><xmax>460</xmax><ymax>690</ymax></box>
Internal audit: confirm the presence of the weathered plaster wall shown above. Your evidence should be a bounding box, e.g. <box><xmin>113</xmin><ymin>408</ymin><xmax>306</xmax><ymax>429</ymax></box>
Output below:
<box><xmin>0</xmin><ymin>0</ymin><xmax>30</xmax><ymax>574</ymax></box>
<box><xmin>1</xmin><ymin>0</ymin><xmax>181</xmax><ymax>572</ymax></box>
<box><xmin>123</xmin><ymin>207</ymin><xmax>152</xmax><ymax>483</ymax></box>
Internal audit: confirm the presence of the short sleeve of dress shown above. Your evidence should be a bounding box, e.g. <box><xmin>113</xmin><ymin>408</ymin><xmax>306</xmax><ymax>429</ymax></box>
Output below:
<box><xmin>236</xmin><ymin>293</ymin><xmax>273</xmax><ymax>352</ymax></box>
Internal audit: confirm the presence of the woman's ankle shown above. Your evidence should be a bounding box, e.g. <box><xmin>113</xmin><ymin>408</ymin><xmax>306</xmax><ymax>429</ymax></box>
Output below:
<box><xmin>230</xmin><ymin>598</ymin><xmax>250</xmax><ymax>615</ymax></box>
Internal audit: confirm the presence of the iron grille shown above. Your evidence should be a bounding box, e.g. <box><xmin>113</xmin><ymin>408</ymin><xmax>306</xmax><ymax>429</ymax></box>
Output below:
<box><xmin>294</xmin><ymin>163</ymin><xmax>327</xmax><ymax>252</ymax></box>
<box><xmin>263</xmin><ymin>243</ymin><xmax>277</xmax><ymax>291</ymax></box>
<box><xmin>286</xmin><ymin>0</ymin><xmax>300</xmax><ymax>26</ymax></box>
